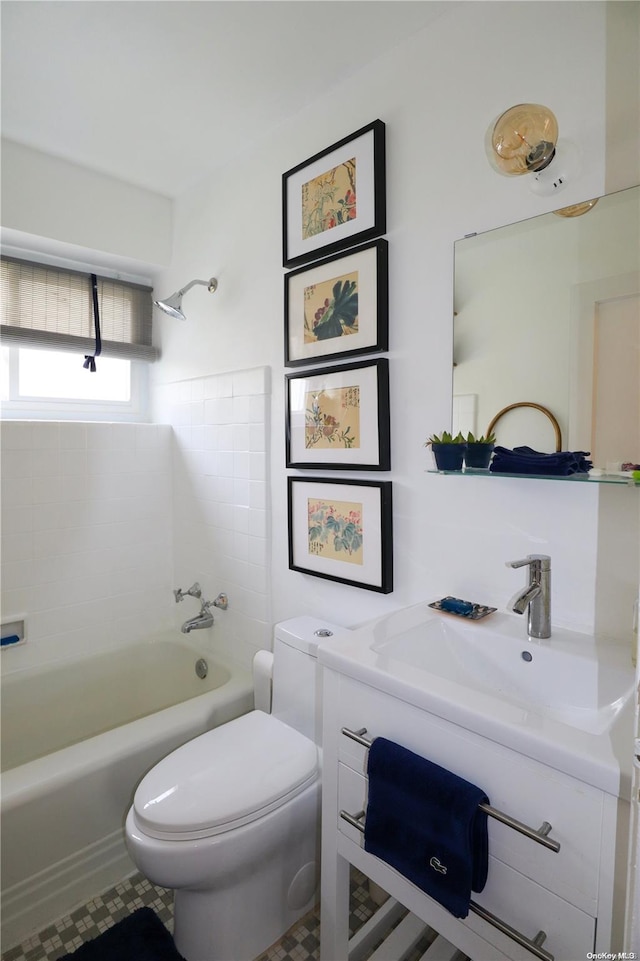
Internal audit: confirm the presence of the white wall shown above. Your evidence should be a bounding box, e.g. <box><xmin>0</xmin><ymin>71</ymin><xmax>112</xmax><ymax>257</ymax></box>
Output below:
<box><xmin>0</xmin><ymin>370</ymin><xmax>270</xmax><ymax>672</ymax></box>
<box><xmin>151</xmin><ymin>1</ymin><xmax>637</xmax><ymax>641</ymax></box>
<box><xmin>153</xmin><ymin>367</ymin><xmax>271</xmax><ymax>666</ymax></box>
<box><xmin>1</xmin><ymin>139</ymin><xmax>172</xmax><ymax>269</ymax></box>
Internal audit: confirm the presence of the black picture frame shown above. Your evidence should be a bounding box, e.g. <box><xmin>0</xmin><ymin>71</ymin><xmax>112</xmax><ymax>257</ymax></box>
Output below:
<box><xmin>282</xmin><ymin>119</ymin><xmax>386</xmax><ymax>269</ymax></box>
<box><xmin>286</xmin><ymin>358</ymin><xmax>390</xmax><ymax>470</ymax></box>
<box><xmin>284</xmin><ymin>238</ymin><xmax>388</xmax><ymax>367</ymax></box>
<box><xmin>287</xmin><ymin>476</ymin><xmax>393</xmax><ymax>593</ymax></box>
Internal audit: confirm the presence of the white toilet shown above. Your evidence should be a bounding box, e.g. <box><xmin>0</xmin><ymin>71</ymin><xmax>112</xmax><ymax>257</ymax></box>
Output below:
<box><xmin>125</xmin><ymin>616</ymin><xmax>344</xmax><ymax>961</ymax></box>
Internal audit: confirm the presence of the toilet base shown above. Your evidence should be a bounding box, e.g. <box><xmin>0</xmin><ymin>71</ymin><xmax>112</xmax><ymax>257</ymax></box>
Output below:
<box><xmin>129</xmin><ymin>781</ymin><xmax>321</xmax><ymax>961</ymax></box>
<box><xmin>174</xmin><ymin>853</ymin><xmax>318</xmax><ymax>961</ymax></box>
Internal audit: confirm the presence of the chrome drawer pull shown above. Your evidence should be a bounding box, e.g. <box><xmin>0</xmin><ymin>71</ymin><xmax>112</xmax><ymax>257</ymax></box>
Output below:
<box><xmin>341</xmin><ymin>726</ymin><xmax>373</xmax><ymax>747</ymax></box>
<box><xmin>339</xmin><ymin>811</ymin><xmax>554</xmax><ymax>961</ymax></box>
<box><xmin>342</xmin><ymin>726</ymin><xmax>371</xmax><ymax>747</ymax></box>
<box><xmin>340</xmin><ymin>808</ymin><xmax>366</xmax><ymax>831</ymax></box>
<box><xmin>340</xmin><ymin>727</ymin><xmax>561</xmax><ymax>853</ymax></box>
<box><xmin>469</xmin><ymin>901</ymin><xmax>554</xmax><ymax>961</ymax></box>
<box><xmin>480</xmin><ymin>804</ymin><xmax>560</xmax><ymax>853</ymax></box>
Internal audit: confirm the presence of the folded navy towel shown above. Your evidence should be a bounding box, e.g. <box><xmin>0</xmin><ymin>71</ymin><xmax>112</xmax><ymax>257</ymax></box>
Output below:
<box><xmin>364</xmin><ymin>737</ymin><xmax>489</xmax><ymax>918</ymax></box>
<box><xmin>490</xmin><ymin>445</ymin><xmax>592</xmax><ymax>476</ymax></box>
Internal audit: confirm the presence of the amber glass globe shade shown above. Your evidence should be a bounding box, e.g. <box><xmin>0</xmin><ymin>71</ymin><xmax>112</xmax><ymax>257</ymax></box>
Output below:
<box><xmin>491</xmin><ymin>104</ymin><xmax>559</xmax><ymax>176</ymax></box>
<box><xmin>553</xmin><ymin>198</ymin><xmax>599</xmax><ymax>218</ymax></box>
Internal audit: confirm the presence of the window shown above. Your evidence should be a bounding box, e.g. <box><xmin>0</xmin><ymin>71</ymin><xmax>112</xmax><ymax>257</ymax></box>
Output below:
<box><xmin>0</xmin><ymin>254</ymin><xmax>155</xmax><ymax>420</ymax></box>
<box><xmin>1</xmin><ymin>345</ymin><xmax>148</xmax><ymax>420</ymax></box>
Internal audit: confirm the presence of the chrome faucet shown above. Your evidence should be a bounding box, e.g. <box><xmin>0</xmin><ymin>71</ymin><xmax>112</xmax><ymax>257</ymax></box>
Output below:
<box><xmin>181</xmin><ymin>598</ymin><xmax>215</xmax><ymax>633</ymax></box>
<box><xmin>176</xmin><ymin>588</ymin><xmax>229</xmax><ymax>633</ymax></box>
<box><xmin>506</xmin><ymin>554</ymin><xmax>551</xmax><ymax>639</ymax></box>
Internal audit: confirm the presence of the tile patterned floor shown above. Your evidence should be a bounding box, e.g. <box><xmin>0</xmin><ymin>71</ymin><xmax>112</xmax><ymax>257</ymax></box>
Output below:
<box><xmin>1</xmin><ymin>867</ymin><xmax>399</xmax><ymax>961</ymax></box>
<box><xmin>1</xmin><ymin>874</ymin><xmax>172</xmax><ymax>961</ymax></box>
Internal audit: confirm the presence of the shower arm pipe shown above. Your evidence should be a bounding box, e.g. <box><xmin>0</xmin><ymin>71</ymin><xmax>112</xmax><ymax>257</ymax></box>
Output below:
<box><xmin>175</xmin><ymin>278</ymin><xmax>218</xmax><ymax>297</ymax></box>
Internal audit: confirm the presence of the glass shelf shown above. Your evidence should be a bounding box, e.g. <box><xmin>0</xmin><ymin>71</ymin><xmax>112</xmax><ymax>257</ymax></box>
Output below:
<box><xmin>426</xmin><ymin>469</ymin><xmax>639</xmax><ymax>486</ymax></box>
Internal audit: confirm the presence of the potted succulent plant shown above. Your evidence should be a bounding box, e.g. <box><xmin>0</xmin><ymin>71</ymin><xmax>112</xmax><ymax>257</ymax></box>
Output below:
<box><xmin>424</xmin><ymin>431</ymin><xmax>467</xmax><ymax>471</ymax></box>
<box><xmin>464</xmin><ymin>431</ymin><xmax>496</xmax><ymax>469</ymax></box>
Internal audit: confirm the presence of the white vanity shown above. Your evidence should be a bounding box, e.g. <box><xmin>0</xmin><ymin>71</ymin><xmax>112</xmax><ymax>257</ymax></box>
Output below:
<box><xmin>319</xmin><ymin>604</ymin><xmax>635</xmax><ymax>961</ymax></box>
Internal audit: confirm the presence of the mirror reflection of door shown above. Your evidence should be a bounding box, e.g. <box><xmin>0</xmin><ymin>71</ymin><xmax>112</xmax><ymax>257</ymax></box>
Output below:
<box><xmin>570</xmin><ymin>272</ymin><xmax>640</xmax><ymax>470</ymax></box>
<box><xmin>592</xmin><ymin>290</ymin><xmax>640</xmax><ymax>468</ymax></box>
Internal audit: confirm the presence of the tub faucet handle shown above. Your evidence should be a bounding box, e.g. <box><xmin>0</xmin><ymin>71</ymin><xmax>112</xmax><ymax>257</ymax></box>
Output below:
<box><xmin>199</xmin><ymin>593</ymin><xmax>228</xmax><ymax>613</ymax></box>
<box><xmin>174</xmin><ymin>582</ymin><xmax>202</xmax><ymax>603</ymax></box>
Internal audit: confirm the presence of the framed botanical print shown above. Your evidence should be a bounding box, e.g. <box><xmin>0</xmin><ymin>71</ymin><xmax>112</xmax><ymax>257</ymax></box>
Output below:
<box><xmin>282</xmin><ymin>120</ymin><xmax>386</xmax><ymax>268</ymax></box>
<box><xmin>287</xmin><ymin>476</ymin><xmax>393</xmax><ymax>593</ymax></box>
<box><xmin>284</xmin><ymin>238</ymin><xmax>388</xmax><ymax>367</ymax></box>
<box><xmin>286</xmin><ymin>358</ymin><xmax>390</xmax><ymax>470</ymax></box>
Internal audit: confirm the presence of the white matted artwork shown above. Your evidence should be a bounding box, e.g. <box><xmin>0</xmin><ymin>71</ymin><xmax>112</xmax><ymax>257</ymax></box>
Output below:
<box><xmin>282</xmin><ymin>120</ymin><xmax>386</xmax><ymax>269</ymax></box>
<box><xmin>287</xmin><ymin>476</ymin><xmax>393</xmax><ymax>593</ymax></box>
<box><xmin>286</xmin><ymin>358</ymin><xmax>390</xmax><ymax>470</ymax></box>
<box><xmin>284</xmin><ymin>239</ymin><xmax>388</xmax><ymax>367</ymax></box>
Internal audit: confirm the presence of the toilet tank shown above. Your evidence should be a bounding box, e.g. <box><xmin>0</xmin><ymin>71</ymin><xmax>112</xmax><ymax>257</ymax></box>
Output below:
<box><xmin>272</xmin><ymin>616</ymin><xmax>347</xmax><ymax>744</ymax></box>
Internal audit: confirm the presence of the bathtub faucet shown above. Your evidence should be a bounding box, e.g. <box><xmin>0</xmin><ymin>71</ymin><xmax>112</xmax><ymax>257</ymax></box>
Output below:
<box><xmin>181</xmin><ymin>598</ymin><xmax>215</xmax><ymax>633</ymax></box>
<box><xmin>180</xmin><ymin>593</ymin><xmax>229</xmax><ymax>633</ymax></box>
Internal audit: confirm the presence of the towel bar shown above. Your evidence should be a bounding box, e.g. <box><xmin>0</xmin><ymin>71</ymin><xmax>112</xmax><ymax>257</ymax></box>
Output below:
<box><xmin>341</xmin><ymin>726</ymin><xmax>561</xmax><ymax>853</ymax></box>
<box><xmin>339</xmin><ymin>808</ymin><xmax>554</xmax><ymax>961</ymax></box>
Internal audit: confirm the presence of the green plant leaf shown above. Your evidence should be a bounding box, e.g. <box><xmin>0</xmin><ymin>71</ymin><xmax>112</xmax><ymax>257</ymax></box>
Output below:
<box><xmin>425</xmin><ymin>430</ymin><xmax>459</xmax><ymax>445</ymax></box>
<box><xmin>465</xmin><ymin>431</ymin><xmax>496</xmax><ymax>444</ymax></box>
<box><xmin>313</xmin><ymin>279</ymin><xmax>358</xmax><ymax>341</ymax></box>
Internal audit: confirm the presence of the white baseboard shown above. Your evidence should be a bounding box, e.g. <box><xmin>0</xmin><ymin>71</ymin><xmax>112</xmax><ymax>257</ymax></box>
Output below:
<box><xmin>1</xmin><ymin>829</ymin><xmax>136</xmax><ymax>950</ymax></box>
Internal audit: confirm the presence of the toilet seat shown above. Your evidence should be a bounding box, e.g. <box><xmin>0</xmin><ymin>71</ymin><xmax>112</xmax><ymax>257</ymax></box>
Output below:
<box><xmin>133</xmin><ymin>710</ymin><xmax>319</xmax><ymax>841</ymax></box>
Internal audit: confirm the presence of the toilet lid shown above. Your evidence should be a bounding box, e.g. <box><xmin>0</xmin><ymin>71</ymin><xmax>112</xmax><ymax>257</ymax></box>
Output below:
<box><xmin>133</xmin><ymin>710</ymin><xmax>319</xmax><ymax>840</ymax></box>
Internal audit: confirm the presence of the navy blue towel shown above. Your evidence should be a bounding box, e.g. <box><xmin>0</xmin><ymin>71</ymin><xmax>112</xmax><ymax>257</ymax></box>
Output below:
<box><xmin>364</xmin><ymin>738</ymin><xmax>489</xmax><ymax>919</ymax></box>
<box><xmin>490</xmin><ymin>445</ymin><xmax>592</xmax><ymax>476</ymax></box>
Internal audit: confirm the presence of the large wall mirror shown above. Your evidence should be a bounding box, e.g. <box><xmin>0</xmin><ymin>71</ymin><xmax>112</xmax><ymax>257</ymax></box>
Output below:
<box><xmin>453</xmin><ymin>185</ymin><xmax>639</xmax><ymax>472</ymax></box>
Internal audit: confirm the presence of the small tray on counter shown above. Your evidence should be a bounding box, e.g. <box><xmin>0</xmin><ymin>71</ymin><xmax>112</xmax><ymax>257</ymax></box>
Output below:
<box><xmin>428</xmin><ymin>596</ymin><xmax>497</xmax><ymax>620</ymax></box>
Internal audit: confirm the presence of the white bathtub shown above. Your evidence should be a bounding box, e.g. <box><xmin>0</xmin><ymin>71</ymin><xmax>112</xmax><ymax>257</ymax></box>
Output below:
<box><xmin>0</xmin><ymin>633</ymin><xmax>254</xmax><ymax>949</ymax></box>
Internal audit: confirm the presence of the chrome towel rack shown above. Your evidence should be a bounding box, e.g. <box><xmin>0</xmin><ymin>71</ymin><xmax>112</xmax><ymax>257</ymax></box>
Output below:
<box><xmin>341</xmin><ymin>727</ymin><xmax>561</xmax><ymax>853</ymax></box>
<box><xmin>340</xmin><ymin>805</ymin><xmax>554</xmax><ymax>961</ymax></box>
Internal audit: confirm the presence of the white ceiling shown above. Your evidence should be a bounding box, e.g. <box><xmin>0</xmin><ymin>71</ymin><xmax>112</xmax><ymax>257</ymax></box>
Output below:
<box><xmin>1</xmin><ymin>1</ymin><xmax>454</xmax><ymax>199</ymax></box>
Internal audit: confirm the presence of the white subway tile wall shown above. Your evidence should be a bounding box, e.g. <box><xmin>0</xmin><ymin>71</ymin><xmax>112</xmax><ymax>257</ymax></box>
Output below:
<box><xmin>153</xmin><ymin>366</ymin><xmax>271</xmax><ymax>667</ymax></box>
<box><xmin>1</xmin><ymin>421</ymin><xmax>173</xmax><ymax>668</ymax></box>
<box><xmin>1</xmin><ymin>367</ymin><xmax>270</xmax><ymax>672</ymax></box>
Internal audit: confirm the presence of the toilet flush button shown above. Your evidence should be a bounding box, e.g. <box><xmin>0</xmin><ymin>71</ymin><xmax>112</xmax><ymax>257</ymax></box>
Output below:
<box><xmin>314</xmin><ymin>629</ymin><xmax>333</xmax><ymax>637</ymax></box>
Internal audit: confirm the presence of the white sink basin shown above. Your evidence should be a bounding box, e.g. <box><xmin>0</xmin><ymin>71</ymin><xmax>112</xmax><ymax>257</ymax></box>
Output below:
<box><xmin>370</xmin><ymin>610</ymin><xmax>634</xmax><ymax>734</ymax></box>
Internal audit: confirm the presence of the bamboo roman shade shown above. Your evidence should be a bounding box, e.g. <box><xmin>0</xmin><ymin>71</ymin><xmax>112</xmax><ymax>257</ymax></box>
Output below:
<box><xmin>0</xmin><ymin>255</ymin><xmax>159</xmax><ymax>362</ymax></box>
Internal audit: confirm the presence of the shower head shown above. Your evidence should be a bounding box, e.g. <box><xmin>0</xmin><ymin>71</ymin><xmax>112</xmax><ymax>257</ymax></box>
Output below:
<box><xmin>154</xmin><ymin>277</ymin><xmax>218</xmax><ymax>320</ymax></box>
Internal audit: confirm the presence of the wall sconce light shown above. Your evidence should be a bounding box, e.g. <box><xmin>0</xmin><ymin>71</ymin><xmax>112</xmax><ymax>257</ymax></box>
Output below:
<box><xmin>487</xmin><ymin>103</ymin><xmax>577</xmax><ymax>196</ymax></box>
<box><xmin>154</xmin><ymin>276</ymin><xmax>218</xmax><ymax>320</ymax></box>
<box><xmin>553</xmin><ymin>198</ymin><xmax>599</xmax><ymax>218</ymax></box>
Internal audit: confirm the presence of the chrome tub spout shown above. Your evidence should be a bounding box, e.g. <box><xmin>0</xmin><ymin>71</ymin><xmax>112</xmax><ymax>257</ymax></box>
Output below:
<box><xmin>181</xmin><ymin>611</ymin><xmax>214</xmax><ymax>633</ymax></box>
<box><xmin>181</xmin><ymin>598</ymin><xmax>215</xmax><ymax>633</ymax></box>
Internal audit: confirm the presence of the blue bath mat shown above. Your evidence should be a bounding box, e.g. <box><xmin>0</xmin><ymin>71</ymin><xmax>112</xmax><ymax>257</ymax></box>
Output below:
<box><xmin>59</xmin><ymin>907</ymin><xmax>185</xmax><ymax>961</ymax></box>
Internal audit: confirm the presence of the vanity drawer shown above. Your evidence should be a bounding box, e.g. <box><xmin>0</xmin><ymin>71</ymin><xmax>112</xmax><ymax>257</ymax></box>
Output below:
<box><xmin>337</xmin><ymin>763</ymin><xmax>596</xmax><ymax>961</ymax></box>
<box><xmin>334</xmin><ymin>674</ymin><xmax>603</xmax><ymax>915</ymax></box>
